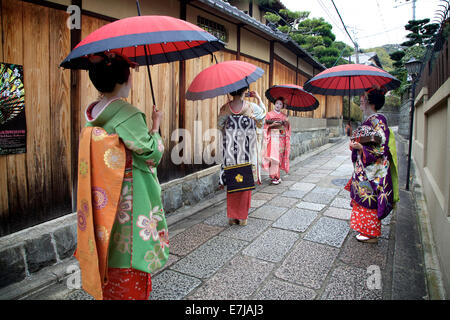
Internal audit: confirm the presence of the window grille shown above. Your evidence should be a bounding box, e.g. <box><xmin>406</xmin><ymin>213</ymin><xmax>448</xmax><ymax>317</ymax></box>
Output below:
<box><xmin>197</xmin><ymin>16</ymin><xmax>228</xmax><ymax>43</ymax></box>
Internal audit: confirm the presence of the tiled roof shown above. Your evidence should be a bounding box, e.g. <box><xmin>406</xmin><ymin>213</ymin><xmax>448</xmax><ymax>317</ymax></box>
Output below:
<box><xmin>195</xmin><ymin>0</ymin><xmax>326</xmax><ymax>71</ymax></box>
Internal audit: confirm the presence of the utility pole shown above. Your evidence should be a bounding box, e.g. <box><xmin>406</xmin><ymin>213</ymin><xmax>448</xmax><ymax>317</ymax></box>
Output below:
<box><xmin>348</xmin><ymin>26</ymin><xmax>360</xmax><ymax>63</ymax></box>
<box><xmin>394</xmin><ymin>0</ymin><xmax>417</xmax><ymax>20</ymax></box>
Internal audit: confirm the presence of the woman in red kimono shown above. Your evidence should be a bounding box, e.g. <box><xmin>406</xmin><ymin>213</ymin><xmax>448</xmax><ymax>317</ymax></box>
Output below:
<box><xmin>262</xmin><ymin>97</ymin><xmax>291</xmax><ymax>185</ymax></box>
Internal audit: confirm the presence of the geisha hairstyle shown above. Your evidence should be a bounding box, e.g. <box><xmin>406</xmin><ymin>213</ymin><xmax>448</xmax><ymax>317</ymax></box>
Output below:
<box><xmin>366</xmin><ymin>86</ymin><xmax>387</xmax><ymax>111</ymax></box>
<box><xmin>229</xmin><ymin>86</ymin><xmax>249</xmax><ymax>97</ymax></box>
<box><xmin>275</xmin><ymin>97</ymin><xmax>285</xmax><ymax>106</ymax></box>
<box><xmin>88</xmin><ymin>52</ymin><xmax>132</xmax><ymax>93</ymax></box>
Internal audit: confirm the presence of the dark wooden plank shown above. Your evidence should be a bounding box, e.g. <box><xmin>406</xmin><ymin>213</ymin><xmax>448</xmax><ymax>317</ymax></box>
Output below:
<box><xmin>1</xmin><ymin>0</ymin><xmax>28</xmax><ymax>236</ymax></box>
<box><xmin>49</xmin><ymin>7</ymin><xmax>72</xmax><ymax>214</ymax></box>
<box><xmin>23</xmin><ymin>2</ymin><xmax>51</xmax><ymax>221</ymax></box>
<box><xmin>0</xmin><ymin>0</ymin><xmax>10</xmax><ymax>231</ymax></box>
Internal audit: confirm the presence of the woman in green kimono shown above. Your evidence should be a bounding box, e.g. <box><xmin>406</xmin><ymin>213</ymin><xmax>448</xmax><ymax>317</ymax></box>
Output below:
<box><xmin>76</xmin><ymin>52</ymin><xmax>169</xmax><ymax>300</ymax></box>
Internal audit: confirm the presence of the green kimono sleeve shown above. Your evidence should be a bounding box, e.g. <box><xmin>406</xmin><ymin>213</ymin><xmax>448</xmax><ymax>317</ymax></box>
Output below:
<box><xmin>115</xmin><ymin>113</ymin><xmax>165</xmax><ymax>173</ymax></box>
<box><xmin>389</xmin><ymin>128</ymin><xmax>400</xmax><ymax>205</ymax></box>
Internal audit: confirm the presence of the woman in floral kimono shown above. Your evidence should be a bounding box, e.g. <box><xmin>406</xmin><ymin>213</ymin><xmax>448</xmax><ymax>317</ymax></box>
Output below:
<box><xmin>218</xmin><ymin>87</ymin><xmax>266</xmax><ymax>226</ymax></box>
<box><xmin>347</xmin><ymin>86</ymin><xmax>398</xmax><ymax>243</ymax></box>
<box><xmin>75</xmin><ymin>52</ymin><xmax>169</xmax><ymax>300</ymax></box>
<box><xmin>262</xmin><ymin>97</ymin><xmax>291</xmax><ymax>185</ymax></box>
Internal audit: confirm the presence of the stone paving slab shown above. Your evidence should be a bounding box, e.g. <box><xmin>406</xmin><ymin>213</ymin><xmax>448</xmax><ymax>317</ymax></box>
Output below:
<box><xmin>289</xmin><ymin>182</ymin><xmax>316</xmax><ymax>192</ymax></box>
<box><xmin>220</xmin><ymin>217</ymin><xmax>272</xmax><ymax>242</ymax></box>
<box><xmin>250</xmin><ymin>199</ymin><xmax>268</xmax><ymax>208</ymax></box>
<box><xmin>330</xmin><ymin>197</ymin><xmax>352</xmax><ymax>209</ymax></box>
<box><xmin>242</xmin><ymin>228</ymin><xmax>299</xmax><ymax>263</ymax></box>
<box><xmin>275</xmin><ymin>240</ymin><xmax>339</xmax><ymax>289</ymax></box>
<box><xmin>187</xmin><ymin>255</ymin><xmax>274</xmax><ymax>300</ymax></box>
<box><xmin>253</xmin><ymin>279</ymin><xmax>317</xmax><ymax>300</ymax></box>
<box><xmin>303</xmin><ymin>216</ymin><xmax>350</xmax><ymax>248</ymax></box>
<box><xmin>272</xmin><ymin>208</ymin><xmax>318</xmax><ymax>233</ymax></box>
<box><xmin>259</xmin><ymin>185</ymin><xmax>288</xmax><ymax>194</ymax></box>
<box><xmin>281</xmin><ymin>190</ymin><xmax>309</xmax><ymax>199</ymax></box>
<box><xmin>170</xmin><ymin>236</ymin><xmax>248</xmax><ymax>279</ymax></box>
<box><xmin>339</xmin><ymin>236</ymin><xmax>389</xmax><ymax>269</ymax></box>
<box><xmin>302</xmin><ymin>187</ymin><xmax>340</xmax><ymax>205</ymax></box>
<box><xmin>251</xmin><ymin>192</ymin><xmax>276</xmax><ymax>201</ymax></box>
<box><xmin>150</xmin><ymin>270</ymin><xmax>202</xmax><ymax>300</ymax></box>
<box><xmin>267</xmin><ymin>196</ymin><xmax>299</xmax><ymax>208</ymax></box>
<box><xmin>170</xmin><ymin>223</ymin><xmax>224</xmax><ymax>256</ymax></box>
<box><xmin>250</xmin><ymin>205</ymin><xmax>288</xmax><ymax>221</ymax></box>
<box><xmin>301</xmin><ymin>175</ymin><xmax>323</xmax><ymax>183</ymax></box>
<box><xmin>338</xmin><ymin>189</ymin><xmax>352</xmax><ymax>199</ymax></box>
<box><xmin>296</xmin><ymin>201</ymin><xmax>326</xmax><ymax>211</ymax></box>
<box><xmin>323</xmin><ymin>207</ymin><xmax>352</xmax><ymax>220</ymax></box>
<box><xmin>203</xmin><ymin>210</ymin><xmax>230</xmax><ymax>227</ymax></box>
<box><xmin>320</xmin><ymin>264</ymin><xmax>382</xmax><ymax>300</ymax></box>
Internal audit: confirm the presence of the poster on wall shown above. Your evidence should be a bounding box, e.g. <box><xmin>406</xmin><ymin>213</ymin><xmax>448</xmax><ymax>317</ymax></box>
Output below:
<box><xmin>0</xmin><ymin>63</ymin><xmax>26</xmax><ymax>155</ymax></box>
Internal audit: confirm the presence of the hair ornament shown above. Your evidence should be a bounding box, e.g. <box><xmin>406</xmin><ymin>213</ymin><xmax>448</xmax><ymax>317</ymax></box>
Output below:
<box><xmin>366</xmin><ymin>85</ymin><xmax>387</xmax><ymax>95</ymax></box>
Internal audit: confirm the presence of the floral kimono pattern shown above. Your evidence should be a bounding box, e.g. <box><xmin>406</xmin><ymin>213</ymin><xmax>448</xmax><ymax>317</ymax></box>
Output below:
<box><xmin>77</xmin><ymin>99</ymin><xmax>169</xmax><ymax>299</ymax></box>
<box><xmin>350</xmin><ymin>113</ymin><xmax>395</xmax><ymax>220</ymax></box>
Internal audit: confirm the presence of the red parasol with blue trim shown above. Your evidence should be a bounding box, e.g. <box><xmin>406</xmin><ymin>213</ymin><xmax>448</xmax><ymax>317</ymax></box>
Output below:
<box><xmin>186</xmin><ymin>60</ymin><xmax>264</xmax><ymax>101</ymax></box>
<box><xmin>60</xmin><ymin>6</ymin><xmax>224</xmax><ymax>106</ymax></box>
<box><xmin>265</xmin><ymin>84</ymin><xmax>319</xmax><ymax>112</ymax></box>
<box><xmin>60</xmin><ymin>15</ymin><xmax>224</xmax><ymax>70</ymax></box>
<box><xmin>303</xmin><ymin>64</ymin><xmax>400</xmax><ymax>96</ymax></box>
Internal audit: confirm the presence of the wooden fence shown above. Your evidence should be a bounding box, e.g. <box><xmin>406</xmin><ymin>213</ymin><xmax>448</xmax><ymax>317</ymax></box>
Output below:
<box><xmin>416</xmin><ymin>38</ymin><xmax>450</xmax><ymax>98</ymax></box>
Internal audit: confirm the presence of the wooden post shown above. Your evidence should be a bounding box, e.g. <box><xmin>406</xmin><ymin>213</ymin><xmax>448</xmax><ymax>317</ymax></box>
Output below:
<box><xmin>70</xmin><ymin>0</ymin><xmax>82</xmax><ymax>212</ymax></box>
<box><xmin>268</xmin><ymin>40</ymin><xmax>274</xmax><ymax>111</ymax></box>
<box><xmin>269</xmin><ymin>41</ymin><xmax>274</xmax><ymax>88</ymax></box>
<box><xmin>178</xmin><ymin>0</ymin><xmax>187</xmax><ymax>132</ymax></box>
<box><xmin>237</xmin><ymin>24</ymin><xmax>242</xmax><ymax>61</ymax></box>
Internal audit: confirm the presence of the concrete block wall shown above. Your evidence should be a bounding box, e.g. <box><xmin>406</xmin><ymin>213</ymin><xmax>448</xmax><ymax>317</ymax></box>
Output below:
<box><xmin>0</xmin><ymin>214</ymin><xmax>77</xmax><ymax>288</ymax></box>
<box><xmin>398</xmin><ymin>98</ymin><xmax>412</xmax><ymax>138</ymax></box>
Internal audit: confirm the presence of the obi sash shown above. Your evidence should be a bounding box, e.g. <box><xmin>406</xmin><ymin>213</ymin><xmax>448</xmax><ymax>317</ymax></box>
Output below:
<box><xmin>75</xmin><ymin>126</ymin><xmax>126</xmax><ymax>300</ymax></box>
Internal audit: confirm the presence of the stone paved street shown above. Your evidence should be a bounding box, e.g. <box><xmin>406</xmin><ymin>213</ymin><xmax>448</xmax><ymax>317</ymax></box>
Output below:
<box><xmin>60</xmin><ymin>138</ymin><xmax>399</xmax><ymax>301</ymax></box>
<box><xmin>27</xmin><ymin>136</ymin><xmax>428</xmax><ymax>301</ymax></box>
<box><xmin>146</xmin><ymin>140</ymin><xmax>393</xmax><ymax>300</ymax></box>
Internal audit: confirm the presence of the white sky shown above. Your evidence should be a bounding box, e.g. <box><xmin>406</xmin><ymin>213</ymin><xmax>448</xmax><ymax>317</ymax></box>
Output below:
<box><xmin>280</xmin><ymin>0</ymin><xmax>443</xmax><ymax>49</ymax></box>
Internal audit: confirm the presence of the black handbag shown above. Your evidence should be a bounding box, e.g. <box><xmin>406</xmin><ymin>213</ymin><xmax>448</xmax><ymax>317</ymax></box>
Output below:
<box><xmin>223</xmin><ymin>162</ymin><xmax>255</xmax><ymax>193</ymax></box>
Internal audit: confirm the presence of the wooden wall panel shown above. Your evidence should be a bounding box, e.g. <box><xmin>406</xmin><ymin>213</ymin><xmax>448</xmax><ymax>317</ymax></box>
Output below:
<box><xmin>184</xmin><ymin>50</ymin><xmax>237</xmax><ymax>165</ymax></box>
<box><xmin>325</xmin><ymin>95</ymin><xmax>343</xmax><ymax>119</ymax></box>
<box><xmin>0</xmin><ymin>1</ymin><xmax>72</xmax><ymax>236</ymax></box>
<box><xmin>79</xmin><ymin>15</ymin><xmax>109</xmax><ymax>129</ymax></box>
<box><xmin>240</xmin><ymin>55</ymin><xmax>270</xmax><ymax>110</ymax></box>
<box><xmin>78</xmin><ymin>14</ymin><xmax>180</xmax><ymax>181</ymax></box>
<box><xmin>49</xmin><ymin>8</ymin><xmax>71</xmax><ymax>213</ymax></box>
<box><xmin>1</xmin><ymin>0</ymin><xmax>28</xmax><ymax>233</ymax></box>
<box><xmin>0</xmin><ymin>0</ymin><xmax>7</xmax><ymax>222</ymax></box>
<box><xmin>273</xmin><ymin>59</ymin><xmax>296</xmax><ymax>114</ymax></box>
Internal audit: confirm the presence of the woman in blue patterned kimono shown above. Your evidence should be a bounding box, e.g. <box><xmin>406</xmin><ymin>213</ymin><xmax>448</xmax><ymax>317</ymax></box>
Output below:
<box><xmin>347</xmin><ymin>87</ymin><xmax>399</xmax><ymax>243</ymax></box>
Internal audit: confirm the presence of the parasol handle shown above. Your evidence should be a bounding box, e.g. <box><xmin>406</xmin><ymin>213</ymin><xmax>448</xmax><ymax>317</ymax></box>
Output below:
<box><xmin>136</xmin><ymin>0</ymin><xmax>156</xmax><ymax>106</ymax></box>
<box><xmin>136</xmin><ymin>0</ymin><xmax>160</xmax><ymax>135</ymax></box>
